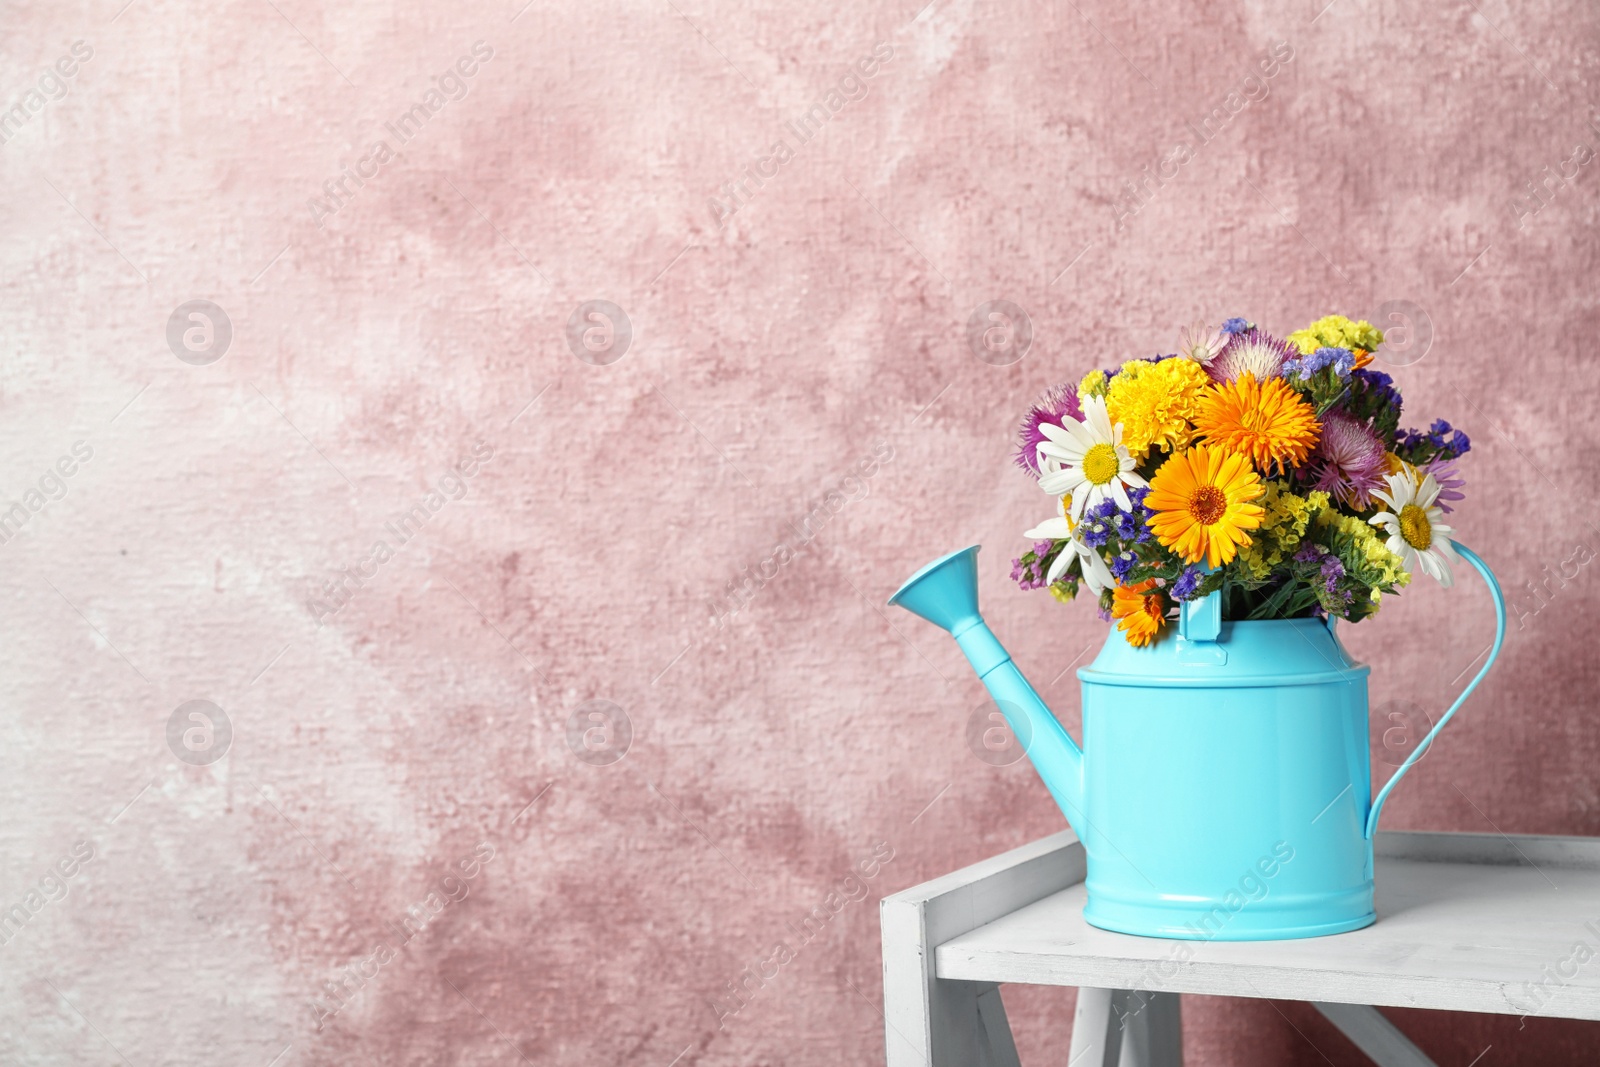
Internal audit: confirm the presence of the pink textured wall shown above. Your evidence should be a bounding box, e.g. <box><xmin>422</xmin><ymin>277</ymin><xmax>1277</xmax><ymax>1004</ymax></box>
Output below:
<box><xmin>2</xmin><ymin>0</ymin><xmax>1597</xmax><ymax>1063</ymax></box>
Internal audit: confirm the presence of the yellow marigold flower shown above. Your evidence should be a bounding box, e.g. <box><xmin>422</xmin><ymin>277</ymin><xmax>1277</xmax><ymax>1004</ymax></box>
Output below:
<box><xmin>1146</xmin><ymin>445</ymin><xmax>1266</xmax><ymax>568</ymax></box>
<box><xmin>1105</xmin><ymin>357</ymin><xmax>1208</xmax><ymax>457</ymax></box>
<box><xmin>1079</xmin><ymin>369</ymin><xmax>1109</xmax><ymax>400</ymax></box>
<box><xmin>1193</xmin><ymin>373</ymin><xmax>1321</xmax><ymax>475</ymax></box>
<box><xmin>1287</xmin><ymin>315</ymin><xmax>1385</xmax><ymax>363</ymax></box>
<box><xmin>1112</xmin><ymin>579</ymin><xmax>1167</xmax><ymax>647</ymax></box>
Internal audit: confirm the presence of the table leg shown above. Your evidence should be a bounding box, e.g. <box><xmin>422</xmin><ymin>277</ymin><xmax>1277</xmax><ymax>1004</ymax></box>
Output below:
<box><xmin>1312</xmin><ymin>1003</ymin><xmax>1435</xmax><ymax>1067</ymax></box>
<box><xmin>883</xmin><ymin>975</ymin><xmax>1021</xmax><ymax>1067</ymax></box>
<box><xmin>1069</xmin><ymin>988</ymin><xmax>1126</xmax><ymax>1067</ymax></box>
<box><xmin>880</xmin><ymin>831</ymin><xmax>1086</xmax><ymax>1067</ymax></box>
<box><xmin>1069</xmin><ymin>988</ymin><xmax>1183</xmax><ymax>1067</ymax></box>
<box><xmin>975</xmin><ymin>985</ymin><xmax>1023</xmax><ymax>1067</ymax></box>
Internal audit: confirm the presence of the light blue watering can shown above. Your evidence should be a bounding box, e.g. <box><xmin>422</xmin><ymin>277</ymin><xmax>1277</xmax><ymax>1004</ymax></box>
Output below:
<box><xmin>889</xmin><ymin>543</ymin><xmax>1505</xmax><ymax>940</ymax></box>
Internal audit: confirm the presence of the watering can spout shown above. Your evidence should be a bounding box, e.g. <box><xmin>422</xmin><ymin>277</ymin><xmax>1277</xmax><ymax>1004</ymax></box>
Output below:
<box><xmin>889</xmin><ymin>546</ymin><xmax>1088</xmax><ymax>836</ymax></box>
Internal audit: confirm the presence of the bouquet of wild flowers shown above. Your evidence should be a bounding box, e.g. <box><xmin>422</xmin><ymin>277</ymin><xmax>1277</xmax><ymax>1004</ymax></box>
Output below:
<box><xmin>1011</xmin><ymin>315</ymin><xmax>1471</xmax><ymax>647</ymax></box>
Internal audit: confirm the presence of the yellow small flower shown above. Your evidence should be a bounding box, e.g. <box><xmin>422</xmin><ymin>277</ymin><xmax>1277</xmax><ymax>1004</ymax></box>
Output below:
<box><xmin>1105</xmin><ymin>357</ymin><xmax>1209</xmax><ymax>458</ymax></box>
<box><xmin>1236</xmin><ymin>482</ymin><xmax>1329</xmax><ymax>580</ymax></box>
<box><xmin>1287</xmin><ymin>314</ymin><xmax>1385</xmax><ymax>366</ymax></box>
<box><xmin>1079</xmin><ymin>369</ymin><xmax>1109</xmax><ymax>400</ymax></box>
<box><xmin>1314</xmin><ymin>509</ymin><xmax>1412</xmax><ymax>592</ymax></box>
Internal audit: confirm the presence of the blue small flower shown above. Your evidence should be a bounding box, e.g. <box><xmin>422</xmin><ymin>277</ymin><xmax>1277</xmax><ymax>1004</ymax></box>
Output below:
<box><xmin>1309</xmin><ymin>347</ymin><xmax>1349</xmax><ymax>375</ymax></box>
<box><xmin>1449</xmin><ymin>429</ymin><xmax>1471</xmax><ymax>455</ymax></box>
<box><xmin>1430</xmin><ymin>418</ymin><xmax>1453</xmax><ymax>436</ymax></box>
<box><xmin>1089</xmin><ymin>498</ymin><xmax>1120</xmax><ymax>521</ymax></box>
<box><xmin>1083</xmin><ymin>522</ymin><xmax>1111</xmax><ymax>549</ymax></box>
<box><xmin>1114</xmin><ymin>511</ymin><xmax>1141</xmax><ymax>539</ymax></box>
<box><xmin>1333</xmin><ymin>350</ymin><xmax>1356</xmax><ymax>377</ymax></box>
<box><xmin>1172</xmin><ymin>567</ymin><xmax>1203</xmax><ymax>600</ymax></box>
<box><xmin>1221</xmin><ymin>318</ymin><xmax>1253</xmax><ymax>335</ymax></box>
<box><xmin>1353</xmin><ymin>369</ymin><xmax>1400</xmax><ymax>410</ymax></box>
<box><xmin>1110</xmin><ymin>552</ymin><xmax>1138</xmax><ymax>581</ymax></box>
<box><xmin>1127</xmin><ymin>485</ymin><xmax>1151</xmax><ymax>509</ymax></box>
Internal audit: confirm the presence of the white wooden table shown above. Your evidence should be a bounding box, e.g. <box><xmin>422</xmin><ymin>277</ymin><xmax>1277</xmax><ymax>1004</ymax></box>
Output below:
<box><xmin>881</xmin><ymin>830</ymin><xmax>1600</xmax><ymax>1066</ymax></box>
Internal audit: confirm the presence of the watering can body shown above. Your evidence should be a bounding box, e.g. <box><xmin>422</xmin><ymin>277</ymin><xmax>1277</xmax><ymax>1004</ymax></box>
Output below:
<box><xmin>1075</xmin><ymin>617</ymin><xmax>1374</xmax><ymax>939</ymax></box>
<box><xmin>889</xmin><ymin>544</ymin><xmax>1505</xmax><ymax>941</ymax></box>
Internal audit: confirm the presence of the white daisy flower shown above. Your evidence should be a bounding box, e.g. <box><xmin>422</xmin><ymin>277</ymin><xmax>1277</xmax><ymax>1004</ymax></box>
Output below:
<box><xmin>1035</xmin><ymin>395</ymin><xmax>1148</xmax><ymax>521</ymax></box>
<box><xmin>1369</xmin><ymin>469</ymin><xmax>1458</xmax><ymax>587</ymax></box>
<box><xmin>1025</xmin><ymin>495</ymin><xmax>1115</xmax><ymax>596</ymax></box>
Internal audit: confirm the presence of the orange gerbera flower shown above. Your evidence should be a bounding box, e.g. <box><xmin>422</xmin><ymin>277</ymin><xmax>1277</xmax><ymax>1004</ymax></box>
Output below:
<box><xmin>1193</xmin><ymin>373</ymin><xmax>1320</xmax><ymax>475</ymax></box>
<box><xmin>1146</xmin><ymin>445</ymin><xmax>1267</xmax><ymax>568</ymax></box>
<box><xmin>1112</xmin><ymin>579</ymin><xmax>1167</xmax><ymax>647</ymax></box>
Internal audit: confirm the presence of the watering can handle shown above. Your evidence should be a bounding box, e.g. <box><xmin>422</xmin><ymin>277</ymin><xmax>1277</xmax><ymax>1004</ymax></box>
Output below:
<box><xmin>1363</xmin><ymin>542</ymin><xmax>1506</xmax><ymax>839</ymax></box>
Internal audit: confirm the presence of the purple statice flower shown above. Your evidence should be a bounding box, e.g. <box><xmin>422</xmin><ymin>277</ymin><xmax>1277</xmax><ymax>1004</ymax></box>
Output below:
<box><xmin>1421</xmin><ymin>456</ymin><xmax>1467</xmax><ymax>513</ymax></box>
<box><xmin>1172</xmin><ymin>566</ymin><xmax>1203</xmax><ymax>600</ymax></box>
<box><xmin>1294</xmin><ymin>542</ymin><xmax>1325</xmax><ymax>564</ymax></box>
<box><xmin>1081</xmin><ymin>518</ymin><xmax>1112</xmax><ymax>549</ymax></box>
<box><xmin>1014</xmin><ymin>383</ymin><xmax>1083</xmax><ymax>477</ymax></box>
<box><xmin>1309</xmin><ymin>412</ymin><xmax>1388</xmax><ymax>508</ymax></box>
<box><xmin>1110</xmin><ymin>551</ymin><xmax>1138</xmax><ymax>582</ymax></box>
<box><xmin>1333</xmin><ymin>349</ymin><xmax>1356</xmax><ymax>376</ymax></box>
<box><xmin>1319</xmin><ymin>556</ymin><xmax>1346</xmax><ymax>595</ymax></box>
<box><xmin>1353</xmin><ymin>368</ymin><xmax>1400</xmax><ymax>411</ymax></box>
<box><xmin>1449</xmin><ymin>429</ymin><xmax>1471</xmax><ymax>455</ymax></box>
<box><xmin>1207</xmin><ymin>328</ymin><xmax>1296</xmax><ymax>384</ymax></box>
<box><xmin>1114</xmin><ymin>510</ymin><xmax>1141</xmax><ymax>540</ymax></box>
<box><xmin>1221</xmin><ymin>317</ymin><xmax>1254</xmax><ymax>335</ymax></box>
<box><xmin>1011</xmin><ymin>541</ymin><xmax>1058</xmax><ymax>591</ymax></box>
<box><xmin>1127</xmin><ymin>485</ymin><xmax>1150</xmax><ymax>509</ymax></box>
